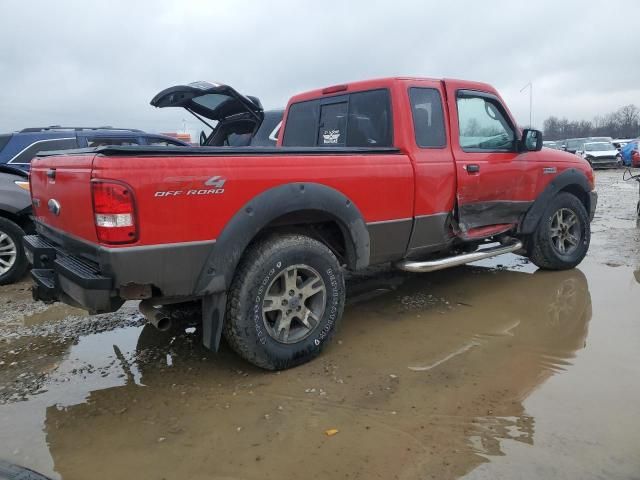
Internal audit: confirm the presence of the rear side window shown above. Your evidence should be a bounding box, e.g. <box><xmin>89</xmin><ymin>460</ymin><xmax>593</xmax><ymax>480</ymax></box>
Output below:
<box><xmin>409</xmin><ymin>88</ymin><xmax>446</xmax><ymax>148</ymax></box>
<box><xmin>86</xmin><ymin>137</ymin><xmax>140</xmax><ymax>147</ymax></box>
<box><xmin>283</xmin><ymin>89</ymin><xmax>392</xmax><ymax>147</ymax></box>
<box><xmin>0</xmin><ymin>134</ymin><xmax>12</xmax><ymax>153</ymax></box>
<box><xmin>10</xmin><ymin>138</ymin><xmax>78</xmax><ymax>165</ymax></box>
<box><xmin>347</xmin><ymin>90</ymin><xmax>392</xmax><ymax>147</ymax></box>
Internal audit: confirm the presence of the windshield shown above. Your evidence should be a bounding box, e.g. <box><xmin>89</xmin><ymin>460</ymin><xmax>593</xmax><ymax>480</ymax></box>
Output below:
<box><xmin>585</xmin><ymin>142</ymin><xmax>614</xmax><ymax>151</ymax></box>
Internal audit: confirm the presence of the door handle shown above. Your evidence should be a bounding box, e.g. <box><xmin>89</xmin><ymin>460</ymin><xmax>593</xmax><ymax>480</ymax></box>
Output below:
<box><xmin>466</xmin><ymin>164</ymin><xmax>480</xmax><ymax>173</ymax></box>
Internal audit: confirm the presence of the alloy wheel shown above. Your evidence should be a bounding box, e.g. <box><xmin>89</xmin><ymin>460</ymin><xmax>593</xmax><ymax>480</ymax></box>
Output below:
<box><xmin>550</xmin><ymin>208</ymin><xmax>581</xmax><ymax>255</ymax></box>
<box><xmin>262</xmin><ymin>264</ymin><xmax>326</xmax><ymax>344</ymax></box>
<box><xmin>0</xmin><ymin>232</ymin><xmax>17</xmax><ymax>275</ymax></box>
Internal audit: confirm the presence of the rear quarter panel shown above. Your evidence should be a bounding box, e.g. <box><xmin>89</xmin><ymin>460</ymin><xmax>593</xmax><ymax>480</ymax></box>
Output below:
<box><xmin>92</xmin><ymin>153</ymin><xmax>414</xmax><ymax>246</ymax></box>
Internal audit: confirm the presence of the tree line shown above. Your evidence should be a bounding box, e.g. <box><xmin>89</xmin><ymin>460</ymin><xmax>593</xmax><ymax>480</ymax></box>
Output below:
<box><xmin>542</xmin><ymin>104</ymin><xmax>640</xmax><ymax>141</ymax></box>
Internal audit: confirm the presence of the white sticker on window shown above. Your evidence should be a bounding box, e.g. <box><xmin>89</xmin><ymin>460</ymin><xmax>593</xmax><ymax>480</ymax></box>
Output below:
<box><xmin>322</xmin><ymin>130</ymin><xmax>340</xmax><ymax>144</ymax></box>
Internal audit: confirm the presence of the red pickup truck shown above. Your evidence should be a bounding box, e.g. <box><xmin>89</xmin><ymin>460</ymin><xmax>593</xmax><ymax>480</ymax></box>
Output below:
<box><xmin>25</xmin><ymin>77</ymin><xmax>597</xmax><ymax>370</ymax></box>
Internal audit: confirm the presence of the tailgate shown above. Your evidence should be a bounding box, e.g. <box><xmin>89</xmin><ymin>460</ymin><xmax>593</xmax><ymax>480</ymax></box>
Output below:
<box><xmin>30</xmin><ymin>154</ymin><xmax>98</xmax><ymax>243</ymax></box>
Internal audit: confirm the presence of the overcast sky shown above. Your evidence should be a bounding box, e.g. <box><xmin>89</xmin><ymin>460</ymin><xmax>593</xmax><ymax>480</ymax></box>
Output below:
<box><xmin>1</xmin><ymin>0</ymin><xmax>638</xmax><ymax>137</ymax></box>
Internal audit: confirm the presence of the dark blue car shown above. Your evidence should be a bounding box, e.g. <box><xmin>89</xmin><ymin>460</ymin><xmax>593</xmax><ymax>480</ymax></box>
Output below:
<box><xmin>0</xmin><ymin>126</ymin><xmax>190</xmax><ymax>171</ymax></box>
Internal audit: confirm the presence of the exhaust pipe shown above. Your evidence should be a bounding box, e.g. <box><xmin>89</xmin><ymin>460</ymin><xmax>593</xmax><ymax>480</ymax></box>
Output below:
<box><xmin>139</xmin><ymin>300</ymin><xmax>172</xmax><ymax>332</ymax></box>
<box><xmin>395</xmin><ymin>238</ymin><xmax>523</xmax><ymax>273</ymax></box>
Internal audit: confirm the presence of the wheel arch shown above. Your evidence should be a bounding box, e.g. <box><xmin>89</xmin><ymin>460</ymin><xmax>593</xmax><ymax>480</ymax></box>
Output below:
<box><xmin>195</xmin><ymin>182</ymin><xmax>370</xmax><ymax>296</ymax></box>
<box><xmin>519</xmin><ymin>169</ymin><xmax>593</xmax><ymax>235</ymax></box>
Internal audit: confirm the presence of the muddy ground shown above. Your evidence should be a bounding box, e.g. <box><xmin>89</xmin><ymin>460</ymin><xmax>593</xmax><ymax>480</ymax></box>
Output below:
<box><xmin>1</xmin><ymin>169</ymin><xmax>639</xmax><ymax>480</ymax></box>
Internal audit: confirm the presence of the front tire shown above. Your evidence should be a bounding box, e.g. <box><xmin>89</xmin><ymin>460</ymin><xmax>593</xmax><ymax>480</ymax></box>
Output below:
<box><xmin>528</xmin><ymin>192</ymin><xmax>590</xmax><ymax>270</ymax></box>
<box><xmin>0</xmin><ymin>217</ymin><xmax>28</xmax><ymax>285</ymax></box>
<box><xmin>224</xmin><ymin>234</ymin><xmax>345</xmax><ymax>370</ymax></box>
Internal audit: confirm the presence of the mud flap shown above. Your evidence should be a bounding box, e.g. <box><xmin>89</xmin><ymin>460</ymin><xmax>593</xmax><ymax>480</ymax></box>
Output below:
<box><xmin>202</xmin><ymin>292</ymin><xmax>227</xmax><ymax>351</ymax></box>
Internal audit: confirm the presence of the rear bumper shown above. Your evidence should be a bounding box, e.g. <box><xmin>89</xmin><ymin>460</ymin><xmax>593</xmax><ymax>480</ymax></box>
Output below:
<box><xmin>24</xmin><ymin>235</ymin><xmax>123</xmax><ymax>313</ymax></box>
<box><xmin>24</xmin><ymin>223</ymin><xmax>218</xmax><ymax>313</ymax></box>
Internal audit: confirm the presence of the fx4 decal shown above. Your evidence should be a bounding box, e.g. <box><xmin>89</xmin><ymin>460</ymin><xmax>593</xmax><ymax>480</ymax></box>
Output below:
<box><xmin>154</xmin><ymin>175</ymin><xmax>227</xmax><ymax>197</ymax></box>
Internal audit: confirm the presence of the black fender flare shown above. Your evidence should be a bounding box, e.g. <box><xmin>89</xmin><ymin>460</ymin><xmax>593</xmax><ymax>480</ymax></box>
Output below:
<box><xmin>197</xmin><ymin>182</ymin><xmax>369</xmax><ymax>351</ymax></box>
<box><xmin>519</xmin><ymin>168</ymin><xmax>593</xmax><ymax>234</ymax></box>
<box><xmin>196</xmin><ymin>182</ymin><xmax>370</xmax><ymax>296</ymax></box>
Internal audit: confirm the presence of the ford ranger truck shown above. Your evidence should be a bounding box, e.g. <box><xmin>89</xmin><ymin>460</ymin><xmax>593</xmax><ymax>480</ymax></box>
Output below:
<box><xmin>25</xmin><ymin>78</ymin><xmax>597</xmax><ymax>370</ymax></box>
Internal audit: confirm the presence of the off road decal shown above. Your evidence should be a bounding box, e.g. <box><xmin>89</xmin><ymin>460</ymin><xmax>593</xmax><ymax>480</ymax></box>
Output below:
<box><xmin>154</xmin><ymin>175</ymin><xmax>227</xmax><ymax>197</ymax></box>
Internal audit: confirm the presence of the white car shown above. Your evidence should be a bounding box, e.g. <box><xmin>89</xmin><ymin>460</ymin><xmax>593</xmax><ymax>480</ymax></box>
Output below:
<box><xmin>577</xmin><ymin>141</ymin><xmax>622</xmax><ymax>169</ymax></box>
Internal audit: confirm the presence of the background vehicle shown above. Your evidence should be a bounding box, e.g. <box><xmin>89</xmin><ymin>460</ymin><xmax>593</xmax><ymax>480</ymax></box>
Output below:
<box><xmin>151</xmin><ymin>81</ymin><xmax>283</xmax><ymax>147</ymax></box>
<box><xmin>564</xmin><ymin>137</ymin><xmax>588</xmax><ymax>153</ymax></box>
<box><xmin>26</xmin><ymin>77</ymin><xmax>597</xmax><ymax>370</ymax></box>
<box><xmin>623</xmin><ymin>169</ymin><xmax>640</xmax><ymax>217</ymax></box>
<box><xmin>0</xmin><ymin>127</ymin><xmax>189</xmax><ymax>171</ymax></box>
<box><xmin>0</xmin><ymin>165</ymin><xmax>31</xmax><ymax>284</ymax></box>
<box><xmin>621</xmin><ymin>140</ymin><xmax>639</xmax><ymax>166</ymax></box>
<box><xmin>543</xmin><ymin>140</ymin><xmax>560</xmax><ymax>149</ymax></box>
<box><xmin>578</xmin><ymin>141</ymin><xmax>622</xmax><ymax>168</ymax></box>
<box><xmin>612</xmin><ymin>138</ymin><xmax>633</xmax><ymax>151</ymax></box>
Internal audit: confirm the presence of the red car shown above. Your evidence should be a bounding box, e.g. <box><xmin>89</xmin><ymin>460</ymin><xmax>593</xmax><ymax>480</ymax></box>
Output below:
<box><xmin>25</xmin><ymin>77</ymin><xmax>596</xmax><ymax>369</ymax></box>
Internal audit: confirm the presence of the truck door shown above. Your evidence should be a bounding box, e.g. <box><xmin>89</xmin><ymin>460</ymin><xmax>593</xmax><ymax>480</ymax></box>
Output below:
<box><xmin>445</xmin><ymin>86</ymin><xmax>533</xmax><ymax>234</ymax></box>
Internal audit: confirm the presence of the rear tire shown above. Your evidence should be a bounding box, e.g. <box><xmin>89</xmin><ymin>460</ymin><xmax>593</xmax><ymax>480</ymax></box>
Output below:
<box><xmin>224</xmin><ymin>234</ymin><xmax>345</xmax><ymax>370</ymax></box>
<box><xmin>0</xmin><ymin>217</ymin><xmax>28</xmax><ymax>285</ymax></box>
<box><xmin>528</xmin><ymin>192</ymin><xmax>590</xmax><ymax>270</ymax></box>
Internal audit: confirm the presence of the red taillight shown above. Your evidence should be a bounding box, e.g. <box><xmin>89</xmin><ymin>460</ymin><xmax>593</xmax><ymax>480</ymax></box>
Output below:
<box><xmin>91</xmin><ymin>180</ymin><xmax>137</xmax><ymax>244</ymax></box>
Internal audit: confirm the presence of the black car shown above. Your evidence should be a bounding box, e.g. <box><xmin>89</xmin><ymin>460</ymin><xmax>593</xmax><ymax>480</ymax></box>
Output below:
<box><xmin>151</xmin><ymin>81</ymin><xmax>283</xmax><ymax>147</ymax></box>
<box><xmin>0</xmin><ymin>165</ymin><xmax>32</xmax><ymax>284</ymax></box>
<box><xmin>564</xmin><ymin>138</ymin><xmax>588</xmax><ymax>154</ymax></box>
<box><xmin>0</xmin><ymin>127</ymin><xmax>190</xmax><ymax>284</ymax></box>
<box><xmin>0</xmin><ymin>127</ymin><xmax>190</xmax><ymax>172</ymax></box>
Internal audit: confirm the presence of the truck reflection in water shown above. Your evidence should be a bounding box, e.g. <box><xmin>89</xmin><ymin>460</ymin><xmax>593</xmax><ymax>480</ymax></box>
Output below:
<box><xmin>44</xmin><ymin>266</ymin><xmax>591</xmax><ymax>480</ymax></box>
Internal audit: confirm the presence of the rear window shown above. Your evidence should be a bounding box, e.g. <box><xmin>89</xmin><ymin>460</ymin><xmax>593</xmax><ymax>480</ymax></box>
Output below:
<box><xmin>10</xmin><ymin>138</ymin><xmax>78</xmax><ymax>165</ymax></box>
<box><xmin>193</xmin><ymin>94</ymin><xmax>229</xmax><ymax>111</ymax></box>
<box><xmin>0</xmin><ymin>134</ymin><xmax>12</xmax><ymax>153</ymax></box>
<box><xmin>318</xmin><ymin>101</ymin><xmax>348</xmax><ymax>146</ymax></box>
<box><xmin>283</xmin><ymin>102</ymin><xmax>319</xmax><ymax>147</ymax></box>
<box><xmin>283</xmin><ymin>89</ymin><xmax>392</xmax><ymax>147</ymax></box>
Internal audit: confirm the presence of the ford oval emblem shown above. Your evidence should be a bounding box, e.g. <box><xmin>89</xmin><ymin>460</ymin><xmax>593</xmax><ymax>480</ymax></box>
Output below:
<box><xmin>48</xmin><ymin>199</ymin><xmax>61</xmax><ymax>216</ymax></box>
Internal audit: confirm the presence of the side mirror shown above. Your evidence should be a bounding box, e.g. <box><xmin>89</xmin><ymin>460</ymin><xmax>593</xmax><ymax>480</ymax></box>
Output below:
<box><xmin>199</xmin><ymin>131</ymin><xmax>207</xmax><ymax>146</ymax></box>
<box><xmin>520</xmin><ymin>129</ymin><xmax>543</xmax><ymax>152</ymax></box>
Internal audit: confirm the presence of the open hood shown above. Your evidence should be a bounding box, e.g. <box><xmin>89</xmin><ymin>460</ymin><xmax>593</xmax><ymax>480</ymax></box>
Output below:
<box><xmin>150</xmin><ymin>81</ymin><xmax>263</xmax><ymax>122</ymax></box>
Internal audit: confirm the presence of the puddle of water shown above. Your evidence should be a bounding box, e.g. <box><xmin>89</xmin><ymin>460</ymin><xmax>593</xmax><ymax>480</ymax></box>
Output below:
<box><xmin>1</xmin><ymin>257</ymin><xmax>638</xmax><ymax>480</ymax></box>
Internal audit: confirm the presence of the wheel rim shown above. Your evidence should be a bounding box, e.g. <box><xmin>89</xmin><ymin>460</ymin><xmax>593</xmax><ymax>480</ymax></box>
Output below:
<box><xmin>550</xmin><ymin>208</ymin><xmax>581</xmax><ymax>255</ymax></box>
<box><xmin>261</xmin><ymin>264</ymin><xmax>326</xmax><ymax>344</ymax></box>
<box><xmin>0</xmin><ymin>231</ymin><xmax>17</xmax><ymax>275</ymax></box>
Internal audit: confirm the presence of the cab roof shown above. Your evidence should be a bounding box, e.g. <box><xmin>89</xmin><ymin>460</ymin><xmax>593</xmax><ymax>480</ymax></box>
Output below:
<box><xmin>287</xmin><ymin>77</ymin><xmax>498</xmax><ymax>104</ymax></box>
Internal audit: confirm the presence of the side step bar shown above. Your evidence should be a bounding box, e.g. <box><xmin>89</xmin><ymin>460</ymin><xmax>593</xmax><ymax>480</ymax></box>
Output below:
<box><xmin>395</xmin><ymin>238</ymin><xmax>523</xmax><ymax>273</ymax></box>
